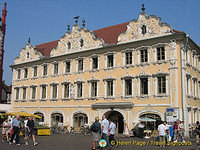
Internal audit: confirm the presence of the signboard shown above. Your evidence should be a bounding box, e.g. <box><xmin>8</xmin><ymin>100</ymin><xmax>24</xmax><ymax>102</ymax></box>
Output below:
<box><xmin>166</xmin><ymin>108</ymin><xmax>179</xmax><ymax>124</ymax></box>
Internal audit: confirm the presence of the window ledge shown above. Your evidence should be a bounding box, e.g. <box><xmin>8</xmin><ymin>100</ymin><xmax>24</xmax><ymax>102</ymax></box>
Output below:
<box><xmin>21</xmin><ymin>100</ymin><xmax>26</xmax><ymax>102</ymax></box>
<box><xmin>123</xmin><ymin>65</ymin><xmax>134</xmax><ymax>68</ymax></box>
<box><xmin>89</xmin><ymin>97</ymin><xmax>98</xmax><ymax>100</ymax></box>
<box><xmin>105</xmin><ymin>67</ymin><xmax>114</xmax><ymax>70</ymax></box>
<box><xmin>42</xmin><ymin>75</ymin><xmax>48</xmax><ymax>78</ymax></box>
<box><xmin>153</xmin><ymin>60</ymin><xmax>167</xmax><ymax>65</ymax></box>
<box><xmin>52</xmin><ymin>74</ymin><xmax>59</xmax><ymax>77</ymax></box>
<box><xmin>90</xmin><ymin>69</ymin><xmax>99</xmax><ymax>72</ymax></box>
<box><xmin>40</xmin><ymin>99</ymin><xmax>47</xmax><ymax>102</ymax></box>
<box><xmin>14</xmin><ymin>100</ymin><xmax>19</xmax><ymax>102</ymax></box>
<box><xmin>64</xmin><ymin>72</ymin><xmax>71</xmax><ymax>76</ymax></box>
<box><xmin>50</xmin><ymin>99</ymin><xmax>58</xmax><ymax>101</ymax></box>
<box><xmin>32</xmin><ymin>77</ymin><xmax>38</xmax><ymax>80</ymax></box>
<box><xmin>104</xmin><ymin>97</ymin><xmax>115</xmax><ymax>100</ymax></box>
<box><xmin>186</xmin><ymin>62</ymin><xmax>191</xmax><ymax>66</ymax></box>
<box><xmin>30</xmin><ymin>99</ymin><xmax>37</xmax><ymax>102</ymax></box>
<box><xmin>154</xmin><ymin>94</ymin><xmax>169</xmax><ymax>99</ymax></box>
<box><xmin>137</xmin><ymin>95</ymin><xmax>150</xmax><ymax>99</ymax></box>
<box><xmin>137</xmin><ymin>62</ymin><xmax>150</xmax><ymax>67</ymax></box>
<box><xmin>75</xmin><ymin>98</ymin><xmax>84</xmax><ymax>101</ymax></box>
<box><xmin>62</xmin><ymin>98</ymin><xmax>70</xmax><ymax>101</ymax></box>
<box><xmin>122</xmin><ymin>96</ymin><xmax>134</xmax><ymax>100</ymax></box>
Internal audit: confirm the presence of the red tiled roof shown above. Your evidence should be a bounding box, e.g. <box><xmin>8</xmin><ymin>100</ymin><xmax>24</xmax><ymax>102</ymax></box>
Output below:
<box><xmin>36</xmin><ymin>40</ymin><xmax>58</xmax><ymax>57</ymax></box>
<box><xmin>93</xmin><ymin>22</ymin><xmax>129</xmax><ymax>44</ymax></box>
<box><xmin>35</xmin><ymin>22</ymin><xmax>183</xmax><ymax>57</ymax></box>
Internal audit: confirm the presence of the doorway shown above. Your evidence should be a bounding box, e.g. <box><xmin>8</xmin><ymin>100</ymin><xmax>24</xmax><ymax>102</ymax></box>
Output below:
<box><xmin>104</xmin><ymin>110</ymin><xmax>124</xmax><ymax>133</ymax></box>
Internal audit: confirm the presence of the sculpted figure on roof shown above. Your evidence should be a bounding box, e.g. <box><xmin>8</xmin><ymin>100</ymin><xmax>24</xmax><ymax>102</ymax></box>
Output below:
<box><xmin>118</xmin><ymin>12</ymin><xmax>173</xmax><ymax>43</ymax></box>
<box><xmin>14</xmin><ymin>41</ymin><xmax>42</xmax><ymax>65</ymax></box>
<box><xmin>50</xmin><ymin>24</ymin><xmax>104</xmax><ymax>57</ymax></box>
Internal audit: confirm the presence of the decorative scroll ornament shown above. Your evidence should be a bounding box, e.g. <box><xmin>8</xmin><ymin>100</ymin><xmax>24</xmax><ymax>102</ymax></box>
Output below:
<box><xmin>118</xmin><ymin>13</ymin><xmax>173</xmax><ymax>44</ymax></box>
<box><xmin>51</xmin><ymin>24</ymin><xmax>104</xmax><ymax>57</ymax></box>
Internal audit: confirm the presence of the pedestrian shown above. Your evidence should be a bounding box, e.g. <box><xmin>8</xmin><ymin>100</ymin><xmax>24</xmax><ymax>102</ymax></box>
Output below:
<box><xmin>24</xmin><ymin>117</ymin><xmax>29</xmax><ymax>145</ymax></box>
<box><xmin>163</xmin><ymin>121</ymin><xmax>170</xmax><ymax>144</ymax></box>
<box><xmin>90</xmin><ymin>117</ymin><xmax>101</xmax><ymax>150</ymax></box>
<box><xmin>9</xmin><ymin>115</ymin><xmax>21</xmax><ymax>145</ymax></box>
<box><xmin>101</xmin><ymin>115</ymin><xmax>111</xmax><ymax>150</ymax></box>
<box><xmin>138</xmin><ymin>122</ymin><xmax>145</xmax><ymax>138</ymax></box>
<box><xmin>123</xmin><ymin>121</ymin><xmax>129</xmax><ymax>138</ymax></box>
<box><xmin>157</xmin><ymin>121</ymin><xmax>167</xmax><ymax>147</ymax></box>
<box><xmin>172</xmin><ymin>121</ymin><xmax>178</xmax><ymax>141</ymax></box>
<box><xmin>1</xmin><ymin>119</ymin><xmax>9</xmax><ymax>142</ymax></box>
<box><xmin>26</xmin><ymin>116</ymin><xmax>38</xmax><ymax>146</ymax></box>
<box><xmin>108</xmin><ymin>119</ymin><xmax>116</xmax><ymax>145</ymax></box>
<box><xmin>174</xmin><ymin>120</ymin><xmax>185</xmax><ymax>142</ymax></box>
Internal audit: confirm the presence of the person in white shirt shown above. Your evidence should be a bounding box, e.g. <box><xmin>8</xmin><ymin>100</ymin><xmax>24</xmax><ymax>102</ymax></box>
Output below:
<box><xmin>157</xmin><ymin>121</ymin><xmax>167</xmax><ymax>147</ymax></box>
<box><xmin>101</xmin><ymin>115</ymin><xmax>111</xmax><ymax>149</ymax></box>
<box><xmin>108</xmin><ymin>119</ymin><xmax>116</xmax><ymax>144</ymax></box>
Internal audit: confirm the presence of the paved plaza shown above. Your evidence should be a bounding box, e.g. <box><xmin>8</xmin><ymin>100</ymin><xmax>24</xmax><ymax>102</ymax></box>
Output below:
<box><xmin>0</xmin><ymin>133</ymin><xmax>199</xmax><ymax>150</ymax></box>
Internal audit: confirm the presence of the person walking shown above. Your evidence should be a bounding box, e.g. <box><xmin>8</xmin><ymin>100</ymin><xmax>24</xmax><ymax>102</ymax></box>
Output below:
<box><xmin>172</xmin><ymin>121</ymin><xmax>178</xmax><ymax>141</ymax></box>
<box><xmin>9</xmin><ymin>115</ymin><xmax>21</xmax><ymax>145</ymax></box>
<box><xmin>24</xmin><ymin>117</ymin><xmax>29</xmax><ymax>145</ymax></box>
<box><xmin>157</xmin><ymin>121</ymin><xmax>167</xmax><ymax>147</ymax></box>
<box><xmin>108</xmin><ymin>119</ymin><xmax>116</xmax><ymax>145</ymax></box>
<box><xmin>26</xmin><ymin>116</ymin><xmax>38</xmax><ymax>146</ymax></box>
<box><xmin>123</xmin><ymin>122</ymin><xmax>129</xmax><ymax>138</ymax></box>
<box><xmin>101</xmin><ymin>115</ymin><xmax>111</xmax><ymax>150</ymax></box>
<box><xmin>90</xmin><ymin>117</ymin><xmax>101</xmax><ymax>150</ymax></box>
<box><xmin>1</xmin><ymin>119</ymin><xmax>9</xmax><ymax>142</ymax></box>
<box><xmin>174</xmin><ymin>120</ymin><xmax>185</xmax><ymax>142</ymax></box>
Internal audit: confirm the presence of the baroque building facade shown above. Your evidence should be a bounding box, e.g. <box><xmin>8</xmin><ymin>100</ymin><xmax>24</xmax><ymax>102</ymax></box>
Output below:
<box><xmin>10</xmin><ymin>10</ymin><xmax>200</xmax><ymax>135</ymax></box>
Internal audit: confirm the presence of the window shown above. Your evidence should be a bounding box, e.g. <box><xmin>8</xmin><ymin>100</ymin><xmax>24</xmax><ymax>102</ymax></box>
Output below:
<box><xmin>68</xmin><ymin>42</ymin><xmax>71</xmax><ymax>49</ymax></box>
<box><xmin>64</xmin><ymin>84</ymin><xmax>70</xmax><ymax>98</ymax></box>
<box><xmin>80</xmin><ymin>39</ymin><xmax>84</xmax><ymax>47</ymax></box>
<box><xmin>107</xmin><ymin>80</ymin><xmax>113</xmax><ymax>96</ymax></box>
<box><xmin>52</xmin><ymin>84</ymin><xmax>58</xmax><ymax>99</ymax></box>
<box><xmin>24</xmin><ymin>68</ymin><xmax>28</xmax><ymax>78</ymax></box>
<box><xmin>27</xmin><ymin>52</ymin><xmax>30</xmax><ymax>59</ymax></box>
<box><xmin>33</xmin><ymin>66</ymin><xmax>37</xmax><ymax>77</ymax></box>
<box><xmin>78</xmin><ymin>59</ymin><xmax>83</xmax><ymax>71</ymax></box>
<box><xmin>41</xmin><ymin>85</ymin><xmax>47</xmax><ymax>99</ymax></box>
<box><xmin>22</xmin><ymin>87</ymin><xmax>27</xmax><ymax>100</ymax></box>
<box><xmin>157</xmin><ymin>47</ymin><xmax>165</xmax><ymax>61</ymax></box>
<box><xmin>107</xmin><ymin>55</ymin><xmax>114</xmax><ymax>68</ymax></box>
<box><xmin>141</xmin><ymin>49</ymin><xmax>148</xmax><ymax>63</ymax></box>
<box><xmin>140</xmin><ymin>78</ymin><xmax>148</xmax><ymax>95</ymax></box>
<box><xmin>125</xmin><ymin>79</ymin><xmax>132</xmax><ymax>96</ymax></box>
<box><xmin>125</xmin><ymin>52</ymin><xmax>132</xmax><ymax>65</ymax></box>
<box><xmin>186</xmin><ymin>77</ymin><xmax>189</xmax><ymax>95</ymax></box>
<box><xmin>92</xmin><ymin>57</ymin><xmax>98</xmax><ymax>70</ymax></box>
<box><xmin>141</xmin><ymin>25</ymin><xmax>147</xmax><ymax>35</ymax></box>
<box><xmin>54</xmin><ymin>63</ymin><xmax>58</xmax><ymax>75</ymax></box>
<box><xmin>16</xmin><ymin>88</ymin><xmax>19</xmax><ymax>100</ymax></box>
<box><xmin>77</xmin><ymin>83</ymin><xmax>83</xmax><ymax>98</ymax></box>
<box><xmin>158</xmin><ymin>76</ymin><xmax>166</xmax><ymax>94</ymax></box>
<box><xmin>32</xmin><ymin>86</ymin><xmax>36</xmax><ymax>100</ymax></box>
<box><xmin>43</xmin><ymin>65</ymin><xmax>48</xmax><ymax>76</ymax></box>
<box><xmin>17</xmin><ymin>70</ymin><xmax>21</xmax><ymax>79</ymax></box>
<box><xmin>65</xmin><ymin>61</ymin><xmax>70</xmax><ymax>73</ymax></box>
<box><xmin>91</xmin><ymin>82</ymin><xmax>97</xmax><ymax>97</ymax></box>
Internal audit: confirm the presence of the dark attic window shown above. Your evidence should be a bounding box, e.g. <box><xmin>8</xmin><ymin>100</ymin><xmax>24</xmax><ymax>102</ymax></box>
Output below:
<box><xmin>67</xmin><ymin>42</ymin><xmax>71</xmax><ymax>49</ymax></box>
<box><xmin>27</xmin><ymin>52</ymin><xmax>30</xmax><ymax>59</ymax></box>
<box><xmin>141</xmin><ymin>25</ymin><xmax>147</xmax><ymax>35</ymax></box>
<box><xmin>80</xmin><ymin>39</ymin><xmax>84</xmax><ymax>47</ymax></box>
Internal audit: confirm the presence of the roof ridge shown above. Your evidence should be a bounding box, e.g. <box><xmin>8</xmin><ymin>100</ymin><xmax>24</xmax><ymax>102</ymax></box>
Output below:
<box><xmin>93</xmin><ymin>22</ymin><xmax>129</xmax><ymax>32</ymax></box>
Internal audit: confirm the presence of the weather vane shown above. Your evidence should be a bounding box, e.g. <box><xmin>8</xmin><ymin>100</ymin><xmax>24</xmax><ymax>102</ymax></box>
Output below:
<box><xmin>142</xmin><ymin>4</ymin><xmax>145</xmax><ymax>12</ymax></box>
<box><xmin>73</xmin><ymin>16</ymin><xmax>80</xmax><ymax>24</ymax></box>
<box><xmin>82</xmin><ymin>19</ymin><xmax>85</xmax><ymax>27</ymax></box>
<box><xmin>28</xmin><ymin>38</ymin><xmax>31</xmax><ymax>44</ymax></box>
<box><xmin>67</xmin><ymin>24</ymin><xmax>70</xmax><ymax>32</ymax></box>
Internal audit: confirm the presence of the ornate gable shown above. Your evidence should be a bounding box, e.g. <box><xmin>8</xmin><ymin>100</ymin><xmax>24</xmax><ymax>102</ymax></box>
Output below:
<box><xmin>118</xmin><ymin>12</ymin><xmax>173</xmax><ymax>44</ymax></box>
<box><xmin>14</xmin><ymin>43</ymin><xmax>42</xmax><ymax>64</ymax></box>
<box><xmin>51</xmin><ymin>25</ymin><xmax>104</xmax><ymax>57</ymax></box>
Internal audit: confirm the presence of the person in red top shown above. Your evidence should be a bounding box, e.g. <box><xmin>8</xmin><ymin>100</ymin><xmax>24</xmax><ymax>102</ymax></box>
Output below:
<box><xmin>173</xmin><ymin>121</ymin><xmax>178</xmax><ymax>141</ymax></box>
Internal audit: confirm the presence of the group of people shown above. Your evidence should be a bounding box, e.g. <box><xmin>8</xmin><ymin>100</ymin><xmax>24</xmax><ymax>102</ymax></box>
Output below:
<box><xmin>1</xmin><ymin>115</ymin><xmax>38</xmax><ymax>146</ymax></box>
<box><xmin>90</xmin><ymin>115</ymin><xmax>116</xmax><ymax>150</ymax></box>
<box><xmin>157</xmin><ymin>120</ymin><xmax>185</xmax><ymax>147</ymax></box>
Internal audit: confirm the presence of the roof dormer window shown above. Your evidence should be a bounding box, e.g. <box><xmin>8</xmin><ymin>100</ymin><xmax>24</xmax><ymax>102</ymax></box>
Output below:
<box><xmin>80</xmin><ymin>39</ymin><xmax>84</xmax><ymax>47</ymax></box>
<box><xmin>27</xmin><ymin>52</ymin><xmax>30</xmax><ymax>59</ymax></box>
<box><xmin>67</xmin><ymin>42</ymin><xmax>71</xmax><ymax>49</ymax></box>
<box><xmin>141</xmin><ymin>25</ymin><xmax>147</xmax><ymax>35</ymax></box>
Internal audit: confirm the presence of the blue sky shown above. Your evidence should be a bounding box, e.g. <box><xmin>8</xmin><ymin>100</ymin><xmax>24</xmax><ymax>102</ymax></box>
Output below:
<box><xmin>2</xmin><ymin>0</ymin><xmax>200</xmax><ymax>85</ymax></box>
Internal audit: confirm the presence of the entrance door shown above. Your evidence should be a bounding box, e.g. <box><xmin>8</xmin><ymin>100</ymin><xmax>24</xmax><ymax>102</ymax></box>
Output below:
<box><xmin>73</xmin><ymin>113</ymin><xmax>88</xmax><ymax>128</ymax></box>
<box><xmin>104</xmin><ymin>111</ymin><xmax>124</xmax><ymax>133</ymax></box>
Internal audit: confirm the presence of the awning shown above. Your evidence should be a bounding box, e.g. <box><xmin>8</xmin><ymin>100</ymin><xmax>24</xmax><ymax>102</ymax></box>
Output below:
<box><xmin>92</xmin><ymin>102</ymin><xmax>134</xmax><ymax>109</ymax></box>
